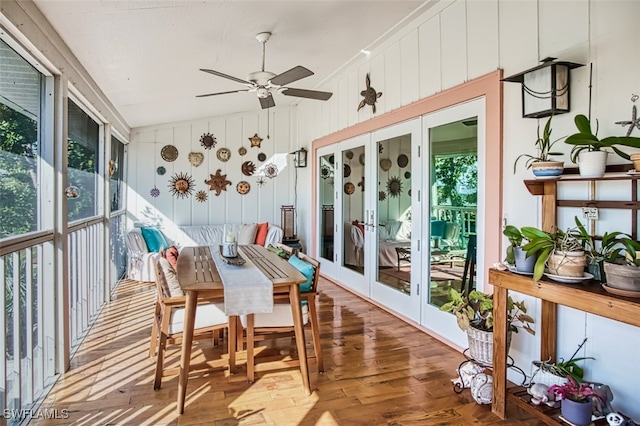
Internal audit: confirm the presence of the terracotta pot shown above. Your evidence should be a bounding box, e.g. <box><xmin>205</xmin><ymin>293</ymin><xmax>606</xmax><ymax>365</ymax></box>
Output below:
<box><xmin>547</xmin><ymin>250</ymin><xmax>586</xmax><ymax>277</ymax></box>
<box><xmin>560</xmin><ymin>398</ymin><xmax>593</xmax><ymax>426</ymax></box>
<box><xmin>603</xmin><ymin>262</ymin><xmax>640</xmax><ymax>291</ymax></box>
<box><xmin>631</xmin><ymin>153</ymin><xmax>640</xmax><ymax>171</ymax></box>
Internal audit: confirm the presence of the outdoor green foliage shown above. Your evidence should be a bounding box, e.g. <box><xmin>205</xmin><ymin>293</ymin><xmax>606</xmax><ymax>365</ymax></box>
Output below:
<box><xmin>565</xmin><ymin>114</ymin><xmax>640</xmax><ymax>162</ymax></box>
<box><xmin>435</xmin><ymin>155</ymin><xmax>477</xmax><ymax>207</ymax></box>
<box><xmin>67</xmin><ymin>138</ymin><xmax>98</xmax><ymax>222</ymax></box>
<box><xmin>513</xmin><ymin>116</ymin><xmax>564</xmax><ymax>173</ymax></box>
<box><xmin>440</xmin><ymin>288</ymin><xmax>535</xmax><ymax>335</ymax></box>
<box><xmin>0</xmin><ymin>103</ymin><xmax>38</xmax><ymax>237</ymax></box>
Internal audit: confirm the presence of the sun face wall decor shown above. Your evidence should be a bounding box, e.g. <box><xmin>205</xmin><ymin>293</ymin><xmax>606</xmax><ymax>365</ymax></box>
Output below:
<box><xmin>195</xmin><ymin>190</ymin><xmax>208</xmax><ymax>202</ymax></box>
<box><xmin>386</xmin><ymin>176</ymin><xmax>402</xmax><ymax>198</ymax></box>
<box><xmin>204</xmin><ymin>169</ymin><xmax>232</xmax><ymax>196</ymax></box>
<box><xmin>249</xmin><ymin>133</ymin><xmax>263</xmax><ymax>148</ymax></box>
<box><xmin>200</xmin><ymin>133</ymin><xmax>217</xmax><ymax>150</ymax></box>
<box><xmin>168</xmin><ymin>172</ymin><xmax>195</xmax><ymax>199</ymax></box>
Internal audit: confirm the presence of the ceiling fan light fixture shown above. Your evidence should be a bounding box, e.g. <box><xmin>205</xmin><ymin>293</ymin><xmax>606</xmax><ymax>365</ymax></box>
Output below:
<box><xmin>256</xmin><ymin>87</ymin><xmax>269</xmax><ymax>99</ymax></box>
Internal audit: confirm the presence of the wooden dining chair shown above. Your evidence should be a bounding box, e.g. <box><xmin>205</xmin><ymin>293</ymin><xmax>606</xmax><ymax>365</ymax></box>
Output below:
<box><xmin>149</xmin><ymin>257</ymin><xmax>229</xmax><ymax>390</ymax></box>
<box><xmin>236</xmin><ymin>252</ymin><xmax>323</xmax><ymax>382</ymax></box>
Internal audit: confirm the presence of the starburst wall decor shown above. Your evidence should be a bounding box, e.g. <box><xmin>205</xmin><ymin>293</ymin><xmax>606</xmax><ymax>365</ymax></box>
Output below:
<box><xmin>168</xmin><ymin>172</ymin><xmax>195</xmax><ymax>199</ymax></box>
<box><xmin>195</xmin><ymin>190</ymin><xmax>208</xmax><ymax>202</ymax></box>
<box><xmin>150</xmin><ymin>186</ymin><xmax>160</xmax><ymax>198</ymax></box>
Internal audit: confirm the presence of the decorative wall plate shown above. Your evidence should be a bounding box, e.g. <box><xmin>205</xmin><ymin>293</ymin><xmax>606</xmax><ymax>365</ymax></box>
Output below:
<box><xmin>263</xmin><ymin>163</ymin><xmax>278</xmax><ymax>178</ymax></box>
<box><xmin>404</xmin><ymin>171</ymin><xmax>411</xmax><ymax>179</ymax></box>
<box><xmin>397</xmin><ymin>154</ymin><xmax>409</xmax><ymax>168</ymax></box>
<box><xmin>343</xmin><ymin>164</ymin><xmax>351</xmax><ymax>178</ymax></box>
<box><xmin>328</xmin><ymin>155</ymin><xmax>335</xmax><ymax>164</ymax></box>
<box><xmin>168</xmin><ymin>172</ymin><xmax>195</xmax><ymax>199</ymax></box>
<box><xmin>161</xmin><ymin>145</ymin><xmax>179</xmax><ymax>162</ymax></box>
<box><xmin>238</xmin><ymin>146</ymin><xmax>247</xmax><ymax>156</ymax></box>
<box><xmin>188</xmin><ymin>152</ymin><xmax>204</xmax><ymax>167</ymax></box>
<box><xmin>386</xmin><ymin>176</ymin><xmax>402</xmax><ymax>198</ymax></box>
<box><xmin>359</xmin><ymin>153</ymin><xmax>365</xmax><ymax>166</ymax></box>
<box><xmin>345</xmin><ymin>150</ymin><xmax>354</xmax><ymax>160</ymax></box>
<box><xmin>157</xmin><ymin>166</ymin><xmax>166</xmax><ymax>175</ymax></box>
<box><xmin>217</xmin><ymin>147</ymin><xmax>231</xmax><ymax>162</ymax></box>
<box><xmin>320</xmin><ymin>165</ymin><xmax>333</xmax><ymax>179</ymax></box>
<box><xmin>204</xmin><ymin>169</ymin><xmax>231</xmax><ymax>196</ymax></box>
<box><xmin>236</xmin><ymin>181</ymin><xmax>251</xmax><ymax>195</ymax></box>
<box><xmin>195</xmin><ymin>190</ymin><xmax>208</xmax><ymax>202</ymax></box>
<box><xmin>249</xmin><ymin>133</ymin><xmax>263</xmax><ymax>148</ymax></box>
<box><xmin>241</xmin><ymin>161</ymin><xmax>256</xmax><ymax>176</ymax></box>
<box><xmin>257</xmin><ymin>152</ymin><xmax>267</xmax><ymax>162</ymax></box>
<box><xmin>344</xmin><ymin>182</ymin><xmax>355</xmax><ymax>195</ymax></box>
<box><xmin>109</xmin><ymin>160</ymin><xmax>117</xmax><ymax>177</ymax></box>
<box><xmin>200</xmin><ymin>133</ymin><xmax>217</xmax><ymax>150</ymax></box>
<box><xmin>380</xmin><ymin>158</ymin><xmax>392</xmax><ymax>171</ymax></box>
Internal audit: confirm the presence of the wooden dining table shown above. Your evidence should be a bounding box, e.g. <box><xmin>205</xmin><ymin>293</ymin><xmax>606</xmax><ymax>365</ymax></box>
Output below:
<box><xmin>175</xmin><ymin>244</ymin><xmax>309</xmax><ymax>414</ymax></box>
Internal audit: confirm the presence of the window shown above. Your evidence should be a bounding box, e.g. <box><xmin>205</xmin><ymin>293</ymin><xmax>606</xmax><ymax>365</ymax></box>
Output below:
<box><xmin>67</xmin><ymin>99</ymin><xmax>101</xmax><ymax>222</ymax></box>
<box><xmin>0</xmin><ymin>39</ymin><xmax>44</xmax><ymax>238</ymax></box>
<box><xmin>110</xmin><ymin>136</ymin><xmax>125</xmax><ymax>212</ymax></box>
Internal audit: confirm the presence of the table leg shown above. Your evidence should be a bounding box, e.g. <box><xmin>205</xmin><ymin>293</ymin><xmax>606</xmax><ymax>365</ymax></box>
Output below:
<box><xmin>491</xmin><ymin>286</ymin><xmax>508</xmax><ymax>419</ymax></box>
<box><xmin>247</xmin><ymin>314</ymin><xmax>255</xmax><ymax>383</ymax></box>
<box><xmin>228</xmin><ymin>315</ymin><xmax>237</xmax><ymax>374</ymax></box>
<box><xmin>177</xmin><ymin>289</ymin><xmax>197</xmax><ymax>414</ymax></box>
<box><xmin>290</xmin><ymin>287</ymin><xmax>311</xmax><ymax>395</ymax></box>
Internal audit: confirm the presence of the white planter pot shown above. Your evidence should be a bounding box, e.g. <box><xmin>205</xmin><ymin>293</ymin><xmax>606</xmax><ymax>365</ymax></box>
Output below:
<box><xmin>577</xmin><ymin>150</ymin><xmax>608</xmax><ymax>178</ymax></box>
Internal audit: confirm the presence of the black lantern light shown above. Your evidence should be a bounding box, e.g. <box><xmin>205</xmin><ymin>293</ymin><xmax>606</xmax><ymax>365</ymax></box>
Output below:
<box><xmin>292</xmin><ymin>147</ymin><xmax>308</xmax><ymax>168</ymax></box>
<box><xmin>280</xmin><ymin>205</ymin><xmax>296</xmax><ymax>239</ymax></box>
<box><xmin>502</xmin><ymin>57</ymin><xmax>584</xmax><ymax>119</ymax></box>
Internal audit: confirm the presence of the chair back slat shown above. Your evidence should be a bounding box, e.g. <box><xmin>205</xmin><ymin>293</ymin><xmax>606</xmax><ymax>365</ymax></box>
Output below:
<box><xmin>153</xmin><ymin>258</ymin><xmax>171</xmax><ymax>299</ymax></box>
<box><xmin>298</xmin><ymin>252</ymin><xmax>320</xmax><ymax>293</ymax></box>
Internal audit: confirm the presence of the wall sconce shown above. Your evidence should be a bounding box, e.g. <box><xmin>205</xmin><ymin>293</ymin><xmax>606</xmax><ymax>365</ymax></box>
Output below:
<box><xmin>502</xmin><ymin>57</ymin><xmax>584</xmax><ymax>118</ymax></box>
<box><xmin>281</xmin><ymin>205</ymin><xmax>296</xmax><ymax>239</ymax></box>
<box><xmin>292</xmin><ymin>147</ymin><xmax>308</xmax><ymax>168</ymax></box>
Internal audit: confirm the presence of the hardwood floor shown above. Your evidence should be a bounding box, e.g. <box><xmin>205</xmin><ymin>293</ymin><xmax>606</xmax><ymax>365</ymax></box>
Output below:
<box><xmin>30</xmin><ymin>277</ymin><xmax>543</xmax><ymax>425</ymax></box>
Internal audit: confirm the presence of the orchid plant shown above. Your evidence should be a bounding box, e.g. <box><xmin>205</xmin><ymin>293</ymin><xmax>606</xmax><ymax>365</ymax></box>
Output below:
<box><xmin>549</xmin><ymin>376</ymin><xmax>603</xmax><ymax>403</ymax></box>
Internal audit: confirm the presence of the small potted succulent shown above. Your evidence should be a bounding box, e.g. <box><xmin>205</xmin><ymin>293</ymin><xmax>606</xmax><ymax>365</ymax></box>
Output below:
<box><xmin>549</xmin><ymin>377</ymin><xmax>602</xmax><ymax>426</ymax></box>
<box><xmin>514</xmin><ymin>116</ymin><xmax>564</xmax><ymax>178</ymax></box>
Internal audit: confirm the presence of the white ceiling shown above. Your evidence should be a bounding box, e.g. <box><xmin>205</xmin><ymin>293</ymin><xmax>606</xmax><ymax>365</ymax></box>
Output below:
<box><xmin>33</xmin><ymin>0</ymin><xmax>430</xmax><ymax>129</ymax></box>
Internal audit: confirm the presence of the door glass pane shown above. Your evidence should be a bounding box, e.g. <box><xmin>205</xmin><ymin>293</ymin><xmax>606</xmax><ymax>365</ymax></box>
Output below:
<box><xmin>428</xmin><ymin>117</ymin><xmax>478</xmax><ymax>307</ymax></box>
<box><xmin>376</xmin><ymin>134</ymin><xmax>412</xmax><ymax>294</ymax></box>
<box><xmin>319</xmin><ymin>153</ymin><xmax>335</xmax><ymax>261</ymax></box>
<box><xmin>342</xmin><ymin>146</ymin><xmax>365</xmax><ymax>273</ymax></box>
<box><xmin>110</xmin><ymin>136</ymin><xmax>125</xmax><ymax>212</ymax></box>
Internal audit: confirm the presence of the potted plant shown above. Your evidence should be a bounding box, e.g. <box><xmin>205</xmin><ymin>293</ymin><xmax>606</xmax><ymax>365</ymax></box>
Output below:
<box><xmin>514</xmin><ymin>116</ymin><xmax>564</xmax><ymax>178</ymax></box>
<box><xmin>565</xmin><ymin>114</ymin><xmax>640</xmax><ymax>178</ymax></box>
<box><xmin>531</xmin><ymin>337</ymin><xmax>594</xmax><ymax>386</ymax></box>
<box><xmin>603</xmin><ymin>236</ymin><xmax>640</xmax><ymax>291</ymax></box>
<box><xmin>440</xmin><ymin>288</ymin><xmax>535</xmax><ymax>366</ymax></box>
<box><xmin>574</xmin><ymin>217</ymin><xmax>625</xmax><ymax>282</ymax></box>
<box><xmin>503</xmin><ymin>225</ymin><xmax>538</xmax><ymax>274</ymax></box>
<box><xmin>549</xmin><ymin>376</ymin><xmax>602</xmax><ymax>426</ymax></box>
<box><xmin>522</xmin><ymin>223</ymin><xmax>586</xmax><ymax>281</ymax></box>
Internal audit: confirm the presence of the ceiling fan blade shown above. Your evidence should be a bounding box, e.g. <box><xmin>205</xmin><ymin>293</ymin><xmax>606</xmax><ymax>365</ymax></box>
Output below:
<box><xmin>196</xmin><ymin>89</ymin><xmax>250</xmax><ymax>98</ymax></box>
<box><xmin>259</xmin><ymin>93</ymin><xmax>276</xmax><ymax>109</ymax></box>
<box><xmin>200</xmin><ymin>68</ymin><xmax>253</xmax><ymax>85</ymax></box>
<box><xmin>282</xmin><ymin>88</ymin><xmax>333</xmax><ymax>101</ymax></box>
<box><xmin>270</xmin><ymin>66</ymin><xmax>314</xmax><ymax>86</ymax></box>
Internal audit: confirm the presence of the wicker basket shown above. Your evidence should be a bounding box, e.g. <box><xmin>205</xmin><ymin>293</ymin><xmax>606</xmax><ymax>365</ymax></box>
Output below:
<box><xmin>466</xmin><ymin>327</ymin><xmax>512</xmax><ymax>367</ymax></box>
<box><xmin>530</xmin><ymin>361</ymin><xmax>570</xmax><ymax>387</ymax></box>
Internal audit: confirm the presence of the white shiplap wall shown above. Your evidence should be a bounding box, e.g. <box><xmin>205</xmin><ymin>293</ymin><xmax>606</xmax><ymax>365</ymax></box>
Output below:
<box><xmin>295</xmin><ymin>0</ymin><xmax>640</xmax><ymax>418</ymax></box>
<box><xmin>128</xmin><ymin>107</ymin><xmax>298</xmax><ymax>233</ymax></box>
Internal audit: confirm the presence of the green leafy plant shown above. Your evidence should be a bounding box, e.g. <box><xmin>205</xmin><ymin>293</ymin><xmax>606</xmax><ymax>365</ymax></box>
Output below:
<box><xmin>513</xmin><ymin>116</ymin><xmax>564</xmax><ymax>173</ymax></box>
<box><xmin>522</xmin><ymin>223</ymin><xmax>584</xmax><ymax>281</ymax></box>
<box><xmin>549</xmin><ymin>376</ymin><xmax>602</xmax><ymax>403</ymax></box>
<box><xmin>565</xmin><ymin>114</ymin><xmax>640</xmax><ymax>163</ymax></box>
<box><xmin>616</xmin><ymin>236</ymin><xmax>640</xmax><ymax>267</ymax></box>
<box><xmin>440</xmin><ymin>288</ymin><xmax>535</xmax><ymax>335</ymax></box>
<box><xmin>503</xmin><ymin>225</ymin><xmax>529</xmax><ymax>264</ymax></box>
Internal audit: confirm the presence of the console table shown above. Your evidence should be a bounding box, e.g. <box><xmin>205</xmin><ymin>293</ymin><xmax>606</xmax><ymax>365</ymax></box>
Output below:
<box><xmin>489</xmin><ymin>268</ymin><xmax>640</xmax><ymax>425</ymax></box>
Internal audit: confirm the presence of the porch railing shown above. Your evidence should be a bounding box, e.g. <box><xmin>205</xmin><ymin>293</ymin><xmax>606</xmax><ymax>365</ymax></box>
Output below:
<box><xmin>432</xmin><ymin>205</ymin><xmax>476</xmax><ymax>248</ymax></box>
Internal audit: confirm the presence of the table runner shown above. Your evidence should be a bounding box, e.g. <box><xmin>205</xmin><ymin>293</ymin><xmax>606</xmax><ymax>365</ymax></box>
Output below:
<box><xmin>211</xmin><ymin>248</ymin><xmax>273</xmax><ymax>315</ymax></box>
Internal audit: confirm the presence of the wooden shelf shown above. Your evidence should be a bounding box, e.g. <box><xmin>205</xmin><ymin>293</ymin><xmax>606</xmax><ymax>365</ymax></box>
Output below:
<box><xmin>525</xmin><ymin>172</ymin><xmax>640</xmax><ymax>196</ymax></box>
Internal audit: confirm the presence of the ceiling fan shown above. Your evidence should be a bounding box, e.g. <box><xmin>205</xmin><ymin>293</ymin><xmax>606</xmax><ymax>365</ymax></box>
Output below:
<box><xmin>197</xmin><ymin>32</ymin><xmax>333</xmax><ymax>109</ymax></box>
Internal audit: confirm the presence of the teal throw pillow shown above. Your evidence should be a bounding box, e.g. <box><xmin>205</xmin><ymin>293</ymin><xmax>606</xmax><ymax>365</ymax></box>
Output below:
<box><xmin>140</xmin><ymin>226</ymin><xmax>169</xmax><ymax>252</ymax></box>
<box><xmin>288</xmin><ymin>254</ymin><xmax>314</xmax><ymax>293</ymax></box>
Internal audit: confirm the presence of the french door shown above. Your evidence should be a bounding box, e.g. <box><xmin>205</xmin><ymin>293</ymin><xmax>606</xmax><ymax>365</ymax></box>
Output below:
<box><xmin>316</xmin><ymin>119</ymin><xmax>422</xmax><ymax>321</ymax></box>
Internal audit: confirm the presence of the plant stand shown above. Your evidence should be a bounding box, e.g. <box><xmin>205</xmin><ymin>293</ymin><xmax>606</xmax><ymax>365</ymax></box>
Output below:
<box><xmin>452</xmin><ymin>348</ymin><xmax>525</xmax><ymax>394</ymax></box>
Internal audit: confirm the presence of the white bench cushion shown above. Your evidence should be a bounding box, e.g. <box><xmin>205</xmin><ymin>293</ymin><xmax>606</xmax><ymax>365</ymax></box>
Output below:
<box><xmin>169</xmin><ymin>302</ymin><xmax>227</xmax><ymax>334</ymax></box>
<box><xmin>240</xmin><ymin>303</ymin><xmax>309</xmax><ymax>328</ymax></box>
